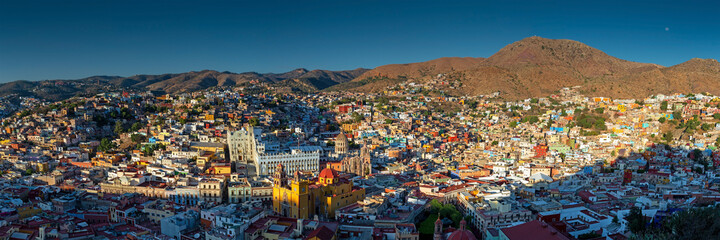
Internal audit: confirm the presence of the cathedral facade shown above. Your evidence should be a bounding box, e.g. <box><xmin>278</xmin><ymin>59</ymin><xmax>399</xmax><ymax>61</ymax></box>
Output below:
<box><xmin>340</xmin><ymin>145</ymin><xmax>372</xmax><ymax>177</ymax></box>
<box><xmin>334</xmin><ymin>132</ymin><xmax>372</xmax><ymax>178</ymax></box>
<box><xmin>227</xmin><ymin>126</ymin><xmax>261</xmax><ymax>176</ymax></box>
<box><xmin>272</xmin><ymin>164</ymin><xmax>365</xmax><ymax>219</ymax></box>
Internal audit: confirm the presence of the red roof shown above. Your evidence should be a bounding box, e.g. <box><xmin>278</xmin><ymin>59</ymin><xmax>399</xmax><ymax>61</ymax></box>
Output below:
<box><xmin>501</xmin><ymin>220</ymin><xmax>570</xmax><ymax>240</ymax></box>
<box><xmin>319</xmin><ymin>168</ymin><xmax>339</xmax><ymax>179</ymax></box>
<box><xmin>304</xmin><ymin>226</ymin><xmax>335</xmax><ymax>240</ymax></box>
<box><xmin>447</xmin><ymin>220</ymin><xmax>477</xmax><ymax>240</ymax></box>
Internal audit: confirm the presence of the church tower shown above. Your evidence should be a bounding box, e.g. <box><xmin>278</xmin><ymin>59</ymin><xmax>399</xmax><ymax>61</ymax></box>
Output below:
<box><xmin>360</xmin><ymin>143</ymin><xmax>372</xmax><ymax>177</ymax></box>
<box><xmin>273</xmin><ymin>164</ymin><xmax>287</xmax><ymax>188</ymax></box>
<box><xmin>293</xmin><ymin>170</ymin><xmax>301</xmax><ymax>182</ymax></box>
<box><xmin>434</xmin><ymin>216</ymin><xmax>443</xmax><ymax>240</ymax></box>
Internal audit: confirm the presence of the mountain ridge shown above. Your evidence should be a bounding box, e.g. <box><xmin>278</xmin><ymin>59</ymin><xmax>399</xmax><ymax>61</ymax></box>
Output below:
<box><xmin>0</xmin><ymin>68</ymin><xmax>369</xmax><ymax>101</ymax></box>
<box><xmin>2</xmin><ymin>36</ymin><xmax>719</xmax><ymax>101</ymax></box>
<box><xmin>334</xmin><ymin>36</ymin><xmax>719</xmax><ymax>99</ymax></box>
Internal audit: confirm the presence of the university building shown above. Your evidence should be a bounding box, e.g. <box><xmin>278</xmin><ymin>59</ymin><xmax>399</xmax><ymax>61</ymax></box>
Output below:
<box><xmin>227</xmin><ymin>126</ymin><xmax>262</xmax><ymax>176</ymax></box>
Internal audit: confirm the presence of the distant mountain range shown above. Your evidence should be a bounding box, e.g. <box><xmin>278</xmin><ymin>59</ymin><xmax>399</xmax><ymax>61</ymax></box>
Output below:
<box><xmin>0</xmin><ymin>68</ymin><xmax>368</xmax><ymax>102</ymax></box>
<box><xmin>2</xmin><ymin>36</ymin><xmax>719</xmax><ymax>102</ymax></box>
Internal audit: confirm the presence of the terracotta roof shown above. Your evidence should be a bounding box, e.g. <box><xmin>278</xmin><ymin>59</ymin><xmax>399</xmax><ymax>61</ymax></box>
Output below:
<box><xmin>500</xmin><ymin>220</ymin><xmax>570</xmax><ymax>240</ymax></box>
<box><xmin>304</xmin><ymin>226</ymin><xmax>335</xmax><ymax>240</ymax></box>
<box><xmin>319</xmin><ymin>168</ymin><xmax>339</xmax><ymax>179</ymax></box>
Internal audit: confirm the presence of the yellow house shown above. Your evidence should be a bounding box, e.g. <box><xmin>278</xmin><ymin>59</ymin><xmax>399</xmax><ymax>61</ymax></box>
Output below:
<box><xmin>341</xmin><ymin>123</ymin><xmax>359</xmax><ymax>132</ymax></box>
<box><xmin>196</xmin><ymin>151</ymin><xmax>215</xmax><ymax>167</ymax></box>
<box><xmin>35</xmin><ymin>162</ymin><xmax>49</xmax><ymax>173</ymax></box>
<box><xmin>617</xmin><ymin>104</ymin><xmax>627</xmax><ymax>112</ymax></box>
<box><xmin>207</xmin><ymin>165</ymin><xmax>232</xmax><ymax>175</ymax></box>
<box><xmin>190</xmin><ymin>142</ymin><xmax>226</xmax><ymax>153</ymax></box>
<box><xmin>17</xmin><ymin>205</ymin><xmax>42</xmax><ymax>219</ymax></box>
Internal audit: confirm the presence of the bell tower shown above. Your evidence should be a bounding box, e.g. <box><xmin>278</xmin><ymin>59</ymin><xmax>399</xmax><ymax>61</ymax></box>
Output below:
<box><xmin>274</xmin><ymin>164</ymin><xmax>287</xmax><ymax>188</ymax></box>
<box><xmin>360</xmin><ymin>143</ymin><xmax>372</xmax><ymax>177</ymax></box>
<box><xmin>434</xmin><ymin>216</ymin><xmax>443</xmax><ymax>240</ymax></box>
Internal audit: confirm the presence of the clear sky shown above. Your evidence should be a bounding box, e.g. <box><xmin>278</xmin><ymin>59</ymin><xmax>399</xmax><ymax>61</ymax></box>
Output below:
<box><xmin>1</xmin><ymin>0</ymin><xmax>718</xmax><ymax>82</ymax></box>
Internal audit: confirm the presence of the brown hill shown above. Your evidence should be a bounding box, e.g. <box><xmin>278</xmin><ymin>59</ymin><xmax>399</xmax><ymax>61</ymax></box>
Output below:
<box><xmin>327</xmin><ymin>57</ymin><xmax>485</xmax><ymax>92</ymax></box>
<box><xmin>595</xmin><ymin>58</ymin><xmax>720</xmax><ymax>97</ymax></box>
<box><xmin>456</xmin><ymin>36</ymin><xmax>662</xmax><ymax>99</ymax></box>
<box><xmin>335</xmin><ymin>36</ymin><xmax>719</xmax><ymax>100</ymax></box>
<box><xmin>355</xmin><ymin>57</ymin><xmax>486</xmax><ymax>79</ymax></box>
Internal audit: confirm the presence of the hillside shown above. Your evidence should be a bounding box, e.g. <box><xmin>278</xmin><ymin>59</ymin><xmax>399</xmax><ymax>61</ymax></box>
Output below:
<box><xmin>334</xmin><ymin>37</ymin><xmax>719</xmax><ymax>100</ymax></box>
<box><xmin>328</xmin><ymin>57</ymin><xmax>485</xmax><ymax>91</ymax></box>
<box><xmin>0</xmin><ymin>68</ymin><xmax>368</xmax><ymax>101</ymax></box>
<box><xmin>355</xmin><ymin>57</ymin><xmax>486</xmax><ymax>79</ymax></box>
<box><xmin>595</xmin><ymin>58</ymin><xmax>720</xmax><ymax>97</ymax></box>
<box><xmin>455</xmin><ymin>36</ymin><xmax>663</xmax><ymax>99</ymax></box>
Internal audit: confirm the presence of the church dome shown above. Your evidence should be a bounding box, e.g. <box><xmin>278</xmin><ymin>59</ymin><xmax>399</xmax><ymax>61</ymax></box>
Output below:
<box><xmin>319</xmin><ymin>168</ymin><xmax>339</xmax><ymax>179</ymax></box>
<box><xmin>336</xmin><ymin>133</ymin><xmax>348</xmax><ymax>142</ymax></box>
<box><xmin>447</xmin><ymin>220</ymin><xmax>477</xmax><ymax>240</ymax></box>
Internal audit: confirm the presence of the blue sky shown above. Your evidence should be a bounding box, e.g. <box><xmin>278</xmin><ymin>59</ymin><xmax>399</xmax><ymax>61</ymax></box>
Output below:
<box><xmin>1</xmin><ymin>0</ymin><xmax>718</xmax><ymax>82</ymax></box>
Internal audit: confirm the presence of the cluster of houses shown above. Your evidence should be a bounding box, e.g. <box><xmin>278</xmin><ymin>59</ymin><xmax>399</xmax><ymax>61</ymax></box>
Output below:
<box><xmin>0</xmin><ymin>81</ymin><xmax>719</xmax><ymax>239</ymax></box>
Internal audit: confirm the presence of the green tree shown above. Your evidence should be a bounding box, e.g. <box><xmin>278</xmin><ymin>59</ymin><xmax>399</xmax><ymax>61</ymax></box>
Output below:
<box><xmin>114</xmin><ymin>121</ymin><xmax>125</xmax><ymax>135</ymax></box>
<box><xmin>594</xmin><ymin>120</ymin><xmax>606</xmax><ymax>130</ymax></box>
<box><xmin>429</xmin><ymin>199</ymin><xmax>444</xmax><ymax>214</ymax></box>
<box><xmin>594</xmin><ymin>107</ymin><xmax>604</xmax><ymax>114</ymax></box>
<box><xmin>632</xmin><ymin>205</ymin><xmax>720</xmax><ymax>240</ymax></box>
<box><xmin>351</xmin><ymin>112</ymin><xmax>365</xmax><ymax>123</ymax></box>
<box><xmin>658</xmin><ymin>117</ymin><xmax>666</xmax><ymax>123</ymax></box>
<box><xmin>97</xmin><ymin>138</ymin><xmax>116</xmax><ymax>152</ymax></box>
<box><xmin>662</xmin><ymin>131</ymin><xmax>673</xmax><ymax>143</ymax></box>
<box><xmin>713</xmin><ymin>113</ymin><xmax>720</xmax><ymax>120</ymax></box>
<box><xmin>129</xmin><ymin>122</ymin><xmax>143</xmax><ymax>132</ymax></box>
<box><xmin>660</xmin><ymin>101</ymin><xmax>669</xmax><ymax>111</ymax></box>
<box><xmin>521</xmin><ymin>115</ymin><xmax>539</xmax><ymax>124</ymax></box>
<box><xmin>672</xmin><ymin>111</ymin><xmax>682</xmax><ymax>120</ymax></box>
<box><xmin>509</xmin><ymin>121</ymin><xmax>518</xmax><ymax>128</ymax></box>
<box><xmin>418</xmin><ymin>214</ymin><xmax>439</xmax><ymax>235</ymax></box>
<box><xmin>627</xmin><ymin>207</ymin><xmax>646</xmax><ymax>234</ymax></box>
<box><xmin>249</xmin><ymin>117</ymin><xmax>260</xmax><ymax>126</ymax></box>
<box><xmin>131</xmin><ymin>134</ymin><xmax>146</xmax><ymax>143</ymax></box>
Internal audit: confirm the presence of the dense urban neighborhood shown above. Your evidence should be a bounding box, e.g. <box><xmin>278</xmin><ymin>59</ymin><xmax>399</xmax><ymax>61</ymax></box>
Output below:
<box><xmin>2</xmin><ymin>78</ymin><xmax>720</xmax><ymax>240</ymax></box>
<box><xmin>5</xmin><ymin>0</ymin><xmax>720</xmax><ymax>239</ymax></box>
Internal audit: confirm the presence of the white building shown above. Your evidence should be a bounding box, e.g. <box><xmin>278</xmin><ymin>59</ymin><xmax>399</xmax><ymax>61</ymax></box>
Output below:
<box><xmin>256</xmin><ymin>146</ymin><xmax>321</xmax><ymax>176</ymax></box>
<box><xmin>228</xmin><ymin>126</ymin><xmax>262</xmax><ymax>176</ymax></box>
